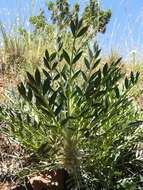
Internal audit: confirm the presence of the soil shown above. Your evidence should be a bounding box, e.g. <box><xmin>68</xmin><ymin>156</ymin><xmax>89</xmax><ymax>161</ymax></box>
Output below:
<box><xmin>0</xmin><ymin>170</ymin><xmax>69</xmax><ymax>190</ymax></box>
<box><xmin>0</xmin><ymin>133</ymin><xmax>69</xmax><ymax>190</ymax></box>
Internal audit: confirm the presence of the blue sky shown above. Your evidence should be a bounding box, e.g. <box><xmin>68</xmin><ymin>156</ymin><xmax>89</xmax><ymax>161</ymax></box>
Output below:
<box><xmin>0</xmin><ymin>0</ymin><xmax>143</xmax><ymax>59</ymax></box>
<box><xmin>99</xmin><ymin>0</ymin><xmax>143</xmax><ymax>59</ymax></box>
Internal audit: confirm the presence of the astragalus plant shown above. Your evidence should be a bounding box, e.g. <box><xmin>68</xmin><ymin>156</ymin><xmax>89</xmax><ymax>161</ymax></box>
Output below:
<box><xmin>2</xmin><ymin>14</ymin><xmax>142</xmax><ymax>190</ymax></box>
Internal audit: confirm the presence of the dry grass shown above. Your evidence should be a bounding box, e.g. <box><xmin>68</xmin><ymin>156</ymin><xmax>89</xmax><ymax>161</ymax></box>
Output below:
<box><xmin>0</xmin><ymin>133</ymin><xmax>25</xmax><ymax>178</ymax></box>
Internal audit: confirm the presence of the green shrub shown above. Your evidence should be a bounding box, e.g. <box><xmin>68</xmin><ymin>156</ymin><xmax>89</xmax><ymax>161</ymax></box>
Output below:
<box><xmin>2</xmin><ymin>14</ymin><xmax>143</xmax><ymax>189</ymax></box>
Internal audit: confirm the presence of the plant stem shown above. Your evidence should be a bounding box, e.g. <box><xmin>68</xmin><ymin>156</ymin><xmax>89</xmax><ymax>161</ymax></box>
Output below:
<box><xmin>67</xmin><ymin>37</ymin><xmax>76</xmax><ymax>117</ymax></box>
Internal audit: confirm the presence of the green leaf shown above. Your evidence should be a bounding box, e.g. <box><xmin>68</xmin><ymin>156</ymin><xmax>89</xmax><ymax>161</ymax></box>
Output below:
<box><xmin>18</xmin><ymin>82</ymin><xmax>26</xmax><ymax>97</ymax></box>
<box><xmin>35</xmin><ymin>68</ymin><xmax>41</xmax><ymax>86</ymax></box>
<box><xmin>63</xmin><ymin>50</ymin><xmax>70</xmax><ymax>64</ymax></box>
<box><xmin>130</xmin><ymin>71</ymin><xmax>134</xmax><ymax>84</ymax></box>
<box><xmin>103</xmin><ymin>97</ymin><xmax>109</xmax><ymax>112</ymax></box>
<box><xmin>49</xmin><ymin>91</ymin><xmax>57</xmax><ymax>105</ymax></box>
<box><xmin>93</xmin><ymin>42</ymin><xmax>99</xmax><ymax>52</ymax></box>
<box><xmin>125</xmin><ymin>77</ymin><xmax>129</xmax><ymax>89</ymax></box>
<box><xmin>94</xmin><ymin>75</ymin><xmax>101</xmax><ymax>88</ymax></box>
<box><xmin>95</xmin><ymin>49</ymin><xmax>101</xmax><ymax>58</ymax></box>
<box><xmin>92</xmin><ymin>58</ymin><xmax>101</xmax><ymax>70</ymax></box>
<box><xmin>75</xmin><ymin>16</ymin><xmax>79</xmax><ymax>28</ymax></box>
<box><xmin>55</xmin><ymin>104</ymin><xmax>62</xmax><ymax>116</ymax></box>
<box><xmin>84</xmin><ymin>58</ymin><xmax>90</xmax><ymax>69</ymax></box>
<box><xmin>52</xmin><ymin>61</ymin><xmax>58</xmax><ymax>70</ymax></box>
<box><xmin>45</xmin><ymin>49</ymin><xmax>49</xmax><ymax>61</ymax></box>
<box><xmin>70</xmin><ymin>20</ymin><xmax>76</xmax><ymax>36</ymax></box>
<box><xmin>42</xmin><ymin>69</ymin><xmax>51</xmax><ymax>80</ymax></box>
<box><xmin>40</xmin><ymin>107</ymin><xmax>52</xmax><ymax>116</ymax></box>
<box><xmin>36</xmin><ymin>95</ymin><xmax>47</xmax><ymax>107</ymax></box>
<box><xmin>76</xmin><ymin>86</ymin><xmax>83</xmax><ymax>96</ymax></box>
<box><xmin>85</xmin><ymin>85</ymin><xmax>94</xmax><ymax>97</ymax></box>
<box><xmin>114</xmin><ymin>86</ymin><xmax>120</xmax><ymax>98</ymax></box>
<box><xmin>72</xmin><ymin>51</ymin><xmax>83</xmax><ymax>65</ymax></box>
<box><xmin>77</xmin><ymin>26</ymin><xmax>88</xmax><ymax>38</ymax></box>
<box><xmin>71</xmin><ymin>70</ymin><xmax>81</xmax><ymax>82</ymax></box>
<box><xmin>57</xmin><ymin>41</ymin><xmax>63</xmax><ymax>51</ymax></box>
<box><xmin>26</xmin><ymin>72</ymin><xmax>36</xmax><ymax>85</ymax></box>
<box><xmin>16</xmin><ymin>113</ymin><xmax>22</xmax><ymax>121</ymax></box>
<box><xmin>56</xmin><ymin>36</ymin><xmax>63</xmax><ymax>51</ymax></box>
<box><xmin>106</xmin><ymin>76</ymin><xmax>112</xmax><ymax>89</ymax></box>
<box><xmin>135</xmin><ymin>72</ymin><xmax>140</xmax><ymax>82</ymax></box>
<box><xmin>59</xmin><ymin>54</ymin><xmax>64</xmax><ymax>62</ymax></box>
<box><xmin>88</xmin><ymin>47</ymin><xmax>93</xmax><ymax>60</ymax></box>
<box><xmin>61</xmin><ymin>70</ymin><xmax>67</xmax><ymax>81</ymax></box>
<box><xmin>44</xmin><ymin>57</ymin><xmax>51</xmax><ymax>70</ymax></box>
<box><xmin>53</xmin><ymin>73</ymin><xmax>60</xmax><ymax>81</ymax></box>
<box><xmin>27</xmin><ymin>82</ymin><xmax>39</xmax><ymax>94</ymax></box>
<box><xmin>103</xmin><ymin>63</ymin><xmax>108</xmax><ymax>76</ymax></box>
<box><xmin>60</xmin><ymin>92</ymin><xmax>67</xmax><ymax>102</ymax></box>
<box><xmin>61</xmin><ymin>118</ymin><xmax>69</xmax><ymax>126</ymax></box>
<box><xmin>71</xmin><ymin>89</ymin><xmax>78</xmax><ymax>98</ymax></box>
<box><xmin>81</xmin><ymin>71</ymin><xmax>87</xmax><ymax>81</ymax></box>
<box><xmin>27</xmin><ymin>87</ymin><xmax>33</xmax><ymax>101</ymax></box>
<box><xmin>111</xmin><ymin>57</ymin><xmax>122</xmax><ymax>67</ymax></box>
<box><xmin>50</xmin><ymin>52</ymin><xmax>57</xmax><ymax>61</ymax></box>
<box><xmin>43</xmin><ymin>78</ymin><xmax>50</xmax><ymax>95</ymax></box>
<box><xmin>89</xmin><ymin>71</ymin><xmax>99</xmax><ymax>82</ymax></box>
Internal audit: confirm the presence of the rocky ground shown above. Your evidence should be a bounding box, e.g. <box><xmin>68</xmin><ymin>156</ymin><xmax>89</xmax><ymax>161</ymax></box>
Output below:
<box><xmin>0</xmin><ymin>132</ymin><xmax>24</xmax><ymax>189</ymax></box>
<box><xmin>0</xmin><ymin>132</ymin><xmax>68</xmax><ymax>190</ymax></box>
